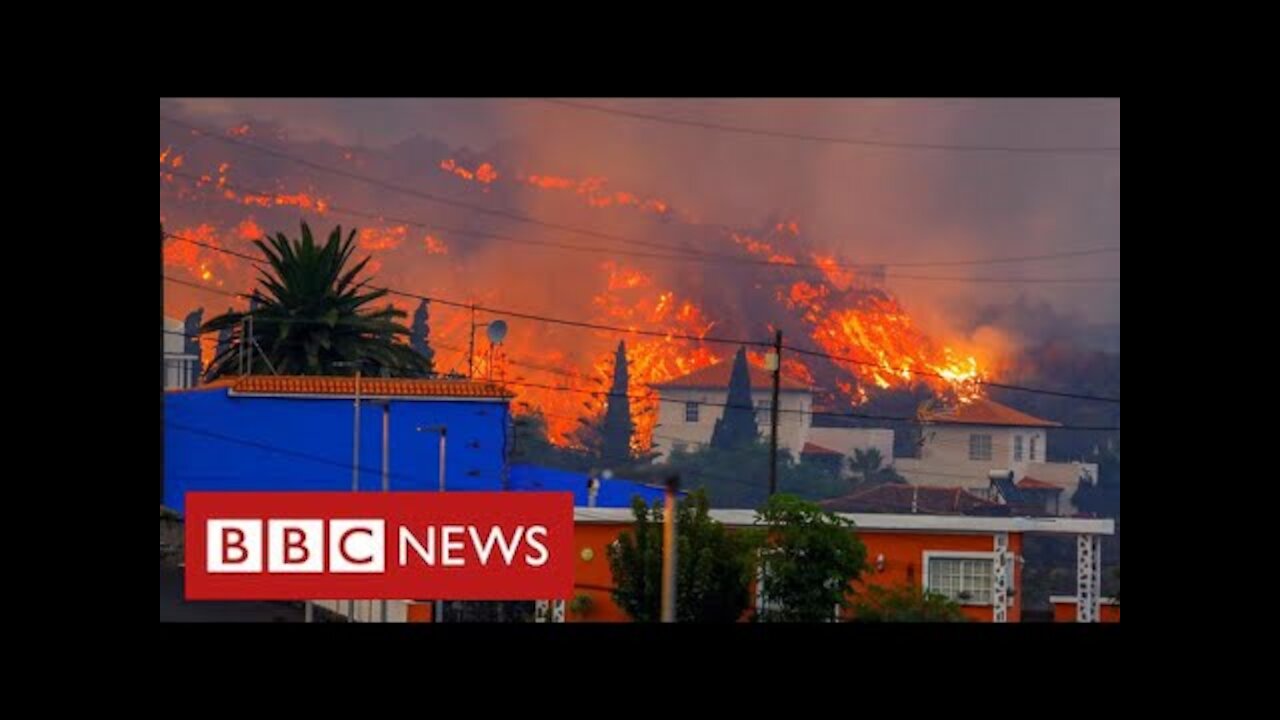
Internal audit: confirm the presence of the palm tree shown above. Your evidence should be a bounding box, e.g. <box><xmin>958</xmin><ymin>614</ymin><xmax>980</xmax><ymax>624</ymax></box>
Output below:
<box><xmin>201</xmin><ymin>223</ymin><xmax>432</xmax><ymax>379</ymax></box>
<box><xmin>849</xmin><ymin>447</ymin><xmax>884</xmax><ymax>488</ymax></box>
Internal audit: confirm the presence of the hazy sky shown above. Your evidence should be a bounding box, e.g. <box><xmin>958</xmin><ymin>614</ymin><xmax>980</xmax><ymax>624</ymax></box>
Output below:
<box><xmin>165</xmin><ymin>98</ymin><xmax>1120</xmax><ymax>332</ymax></box>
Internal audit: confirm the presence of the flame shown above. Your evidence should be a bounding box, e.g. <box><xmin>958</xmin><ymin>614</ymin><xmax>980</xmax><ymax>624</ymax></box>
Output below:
<box><xmin>438</xmin><ymin>158</ymin><xmax>673</xmax><ymax>218</ymax></box>
<box><xmin>228</xmin><ymin>123</ymin><xmax>251</xmax><ymax>137</ymax></box>
<box><xmin>235</xmin><ymin>219</ymin><xmax>264</xmax><ymax>241</ymax></box>
<box><xmin>811</xmin><ymin>253</ymin><xmax>854</xmax><ymax>291</ymax></box>
<box><xmin>161</xmin><ymin>139</ymin><xmax>998</xmax><ymax>438</ymax></box>
<box><xmin>499</xmin><ymin>262</ymin><xmax>720</xmax><ymax>449</ymax></box>
<box><xmin>439</xmin><ymin>158</ymin><xmax>497</xmax><ymax>187</ymax></box>
<box><xmin>358</xmin><ymin>225</ymin><xmax>407</xmax><ymax>251</ymax></box>
<box><xmin>732</xmin><ymin>232</ymin><xmax>797</xmax><ymax>265</ymax></box>
<box><xmin>162</xmin><ymin>223</ymin><xmax>233</xmax><ymax>287</ymax></box>
<box><xmin>812</xmin><ymin>298</ymin><xmax>984</xmax><ymax>404</ymax></box>
<box><xmin>423</xmin><ymin>234</ymin><xmax>449</xmax><ymax>255</ymax></box>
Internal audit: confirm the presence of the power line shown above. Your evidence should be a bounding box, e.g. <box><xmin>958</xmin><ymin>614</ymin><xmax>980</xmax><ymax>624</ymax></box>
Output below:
<box><xmin>162</xmin><ymin>232</ymin><xmax>771</xmax><ymax>347</ymax></box>
<box><xmin>489</xmin><ymin>376</ymin><xmax>1120</xmax><ymax>432</ymax></box>
<box><xmin>162</xmin><ymin>232</ymin><xmax>1120</xmax><ymax>404</ymax></box>
<box><xmin>166</xmin><ymin>167</ymin><xmax>1118</xmax><ymax>277</ymax></box>
<box><xmin>538</xmin><ymin>99</ymin><xmax>1122</xmax><ymax>155</ymax></box>
<box><xmin>163</xmin><ymin>274</ymin><xmax>248</xmax><ymax>299</ymax></box>
<box><xmin>159</xmin><ymin>116</ymin><xmax>1119</xmax><ymax>282</ymax></box>
<box><xmin>781</xmin><ymin>344</ymin><xmax>1120</xmax><ymax>404</ymax></box>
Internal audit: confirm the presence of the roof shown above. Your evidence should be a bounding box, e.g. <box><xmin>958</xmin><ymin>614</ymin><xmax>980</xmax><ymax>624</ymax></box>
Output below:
<box><xmin>574</xmin><ymin>507</ymin><xmax>1116</xmax><ymax>536</ymax></box>
<box><xmin>920</xmin><ymin>397</ymin><xmax>1060</xmax><ymax>428</ymax></box>
<box><xmin>819</xmin><ymin>484</ymin><xmax>1006</xmax><ymax>516</ymax></box>
<box><xmin>652</xmin><ymin>361</ymin><xmax>809</xmax><ymax>392</ymax></box>
<box><xmin>1017</xmin><ymin>477</ymin><xmax>1064</xmax><ymax>492</ymax></box>
<box><xmin>801</xmin><ymin>442</ymin><xmax>844</xmax><ymax>457</ymax></box>
<box><xmin>176</xmin><ymin>374</ymin><xmax>513</xmax><ymax>399</ymax></box>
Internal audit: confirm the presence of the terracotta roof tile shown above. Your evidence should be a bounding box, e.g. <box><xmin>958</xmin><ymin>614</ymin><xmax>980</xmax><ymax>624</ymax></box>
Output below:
<box><xmin>652</xmin><ymin>362</ymin><xmax>809</xmax><ymax>391</ymax></box>
<box><xmin>920</xmin><ymin>397</ymin><xmax>1059</xmax><ymax>428</ymax></box>
<box><xmin>1016</xmin><ymin>477</ymin><xmax>1064</xmax><ymax>491</ymax></box>
<box><xmin>801</xmin><ymin>442</ymin><xmax>844</xmax><ymax>456</ymax></box>
<box><xmin>203</xmin><ymin>375</ymin><xmax>514</xmax><ymax>399</ymax></box>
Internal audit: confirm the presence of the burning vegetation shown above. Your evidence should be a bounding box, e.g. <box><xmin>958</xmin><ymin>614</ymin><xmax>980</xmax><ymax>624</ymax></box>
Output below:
<box><xmin>162</xmin><ymin>129</ymin><xmax>997</xmax><ymax>450</ymax></box>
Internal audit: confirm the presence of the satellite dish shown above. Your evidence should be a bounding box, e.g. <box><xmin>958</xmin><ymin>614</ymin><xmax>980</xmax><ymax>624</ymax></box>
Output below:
<box><xmin>486</xmin><ymin>319</ymin><xmax>508</xmax><ymax>344</ymax></box>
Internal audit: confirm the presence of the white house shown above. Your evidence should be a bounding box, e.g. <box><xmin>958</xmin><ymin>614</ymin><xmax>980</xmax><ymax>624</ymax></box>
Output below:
<box><xmin>895</xmin><ymin>398</ymin><xmax>1097</xmax><ymax>516</ymax></box>
<box><xmin>650</xmin><ymin>361</ymin><xmax>892</xmax><ymax>471</ymax></box>
<box><xmin>164</xmin><ymin>315</ymin><xmax>200</xmax><ymax>390</ymax></box>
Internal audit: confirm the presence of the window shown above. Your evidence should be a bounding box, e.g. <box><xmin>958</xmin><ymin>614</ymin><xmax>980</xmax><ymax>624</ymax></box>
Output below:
<box><xmin>685</xmin><ymin>402</ymin><xmax>699</xmax><ymax>423</ymax></box>
<box><xmin>926</xmin><ymin>556</ymin><xmax>993</xmax><ymax>605</ymax></box>
<box><xmin>1029</xmin><ymin>435</ymin><xmax>1038</xmax><ymax>461</ymax></box>
<box><xmin>1013</xmin><ymin>435</ymin><xmax>1023</xmax><ymax>462</ymax></box>
<box><xmin>672</xmin><ymin>441</ymin><xmax>688</xmax><ymax>454</ymax></box>
<box><xmin>755</xmin><ymin>399</ymin><xmax>771</xmax><ymax>424</ymax></box>
<box><xmin>968</xmin><ymin>434</ymin><xmax>993</xmax><ymax>462</ymax></box>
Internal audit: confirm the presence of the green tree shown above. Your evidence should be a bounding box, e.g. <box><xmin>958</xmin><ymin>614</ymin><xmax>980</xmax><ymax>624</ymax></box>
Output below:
<box><xmin>849</xmin><ymin>447</ymin><xmax>883</xmax><ymax>488</ymax></box>
<box><xmin>601</xmin><ymin>341</ymin><xmax>634</xmax><ymax>466</ymax></box>
<box><xmin>850</xmin><ymin>583</ymin><xmax>966</xmax><ymax>622</ymax></box>
<box><xmin>607</xmin><ymin>489</ymin><xmax>757</xmax><ymax>622</ymax></box>
<box><xmin>410</xmin><ymin>299</ymin><xmax>436</xmax><ymax>376</ymax></box>
<box><xmin>755</xmin><ymin>494</ymin><xmax>867</xmax><ymax>622</ymax></box>
<box><xmin>847</xmin><ymin>447</ymin><xmax>906</xmax><ymax>490</ymax></box>
<box><xmin>710</xmin><ymin>347</ymin><xmax>759</xmax><ymax>450</ymax></box>
<box><xmin>201</xmin><ymin>222</ymin><xmax>431</xmax><ymax>379</ymax></box>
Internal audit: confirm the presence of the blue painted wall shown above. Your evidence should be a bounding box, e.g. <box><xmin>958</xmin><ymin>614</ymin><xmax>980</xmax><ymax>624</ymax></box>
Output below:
<box><xmin>508</xmin><ymin>464</ymin><xmax>674</xmax><ymax>507</ymax></box>
<box><xmin>164</xmin><ymin>388</ymin><xmax>510</xmax><ymax>514</ymax></box>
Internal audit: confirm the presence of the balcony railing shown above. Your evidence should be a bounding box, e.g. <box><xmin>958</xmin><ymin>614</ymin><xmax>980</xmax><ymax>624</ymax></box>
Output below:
<box><xmin>164</xmin><ymin>353</ymin><xmax>201</xmax><ymax>390</ymax></box>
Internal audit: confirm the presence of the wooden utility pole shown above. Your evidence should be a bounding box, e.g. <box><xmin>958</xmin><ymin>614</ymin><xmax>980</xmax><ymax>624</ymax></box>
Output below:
<box><xmin>768</xmin><ymin>329</ymin><xmax>783</xmax><ymax>496</ymax></box>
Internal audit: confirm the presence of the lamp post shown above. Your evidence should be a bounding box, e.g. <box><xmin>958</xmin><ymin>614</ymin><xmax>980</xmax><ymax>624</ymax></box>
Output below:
<box><xmin>334</xmin><ymin>360</ymin><xmax>362</xmax><ymax>621</ymax></box>
<box><xmin>418</xmin><ymin>424</ymin><xmax>448</xmax><ymax>621</ymax></box>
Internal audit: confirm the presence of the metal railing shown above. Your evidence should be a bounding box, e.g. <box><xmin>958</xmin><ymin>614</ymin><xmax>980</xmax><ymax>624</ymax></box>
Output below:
<box><xmin>164</xmin><ymin>354</ymin><xmax>201</xmax><ymax>390</ymax></box>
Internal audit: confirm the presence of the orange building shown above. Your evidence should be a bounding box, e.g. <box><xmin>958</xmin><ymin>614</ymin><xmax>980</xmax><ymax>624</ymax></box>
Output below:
<box><xmin>1051</xmin><ymin>596</ymin><xmax>1120</xmax><ymax>623</ymax></box>
<box><xmin>545</xmin><ymin>508</ymin><xmax>1115</xmax><ymax>623</ymax></box>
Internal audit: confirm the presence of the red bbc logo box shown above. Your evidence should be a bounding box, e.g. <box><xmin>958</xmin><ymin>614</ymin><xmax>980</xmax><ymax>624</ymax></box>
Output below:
<box><xmin>184</xmin><ymin>492</ymin><xmax>575</xmax><ymax>601</ymax></box>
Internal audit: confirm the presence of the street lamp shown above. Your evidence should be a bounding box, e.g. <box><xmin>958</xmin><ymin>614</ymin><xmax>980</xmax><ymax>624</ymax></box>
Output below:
<box><xmin>333</xmin><ymin>361</ymin><xmax>364</xmax><ymax>492</ymax></box>
<box><xmin>333</xmin><ymin>360</ymin><xmax>363</xmax><ymax>622</ymax></box>
<box><xmin>418</xmin><ymin>424</ymin><xmax>448</xmax><ymax>623</ymax></box>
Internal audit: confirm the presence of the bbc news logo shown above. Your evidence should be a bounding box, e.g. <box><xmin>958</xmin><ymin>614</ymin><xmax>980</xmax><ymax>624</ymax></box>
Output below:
<box><xmin>185</xmin><ymin>492</ymin><xmax>574</xmax><ymax>601</ymax></box>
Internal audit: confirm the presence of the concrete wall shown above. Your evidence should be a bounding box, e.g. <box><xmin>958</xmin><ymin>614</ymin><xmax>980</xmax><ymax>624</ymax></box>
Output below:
<box><xmin>652</xmin><ymin>387</ymin><xmax>810</xmax><ymax>461</ymax></box>
<box><xmin>567</xmin><ymin>520</ymin><xmax>1024</xmax><ymax>622</ymax></box>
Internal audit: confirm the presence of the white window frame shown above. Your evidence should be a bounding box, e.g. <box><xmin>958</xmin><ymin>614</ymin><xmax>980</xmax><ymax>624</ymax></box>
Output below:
<box><xmin>969</xmin><ymin>434</ymin><xmax>993</xmax><ymax>462</ymax></box>
<box><xmin>922</xmin><ymin>551</ymin><xmax>1001</xmax><ymax>607</ymax></box>
<box><xmin>1013</xmin><ymin>435</ymin><xmax>1023</xmax><ymax>462</ymax></box>
<box><xmin>685</xmin><ymin>402</ymin><xmax>700</xmax><ymax>423</ymax></box>
<box><xmin>1029</xmin><ymin>435</ymin><xmax>1038</xmax><ymax>461</ymax></box>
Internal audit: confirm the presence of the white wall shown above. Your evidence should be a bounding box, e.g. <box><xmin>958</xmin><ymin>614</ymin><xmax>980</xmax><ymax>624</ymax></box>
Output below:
<box><xmin>164</xmin><ymin>316</ymin><xmax>199</xmax><ymax>390</ymax></box>
<box><xmin>805</xmin><ymin>427</ymin><xmax>895</xmax><ymax>467</ymax></box>
<box><xmin>652</xmin><ymin>387</ymin><xmax>810</xmax><ymax>461</ymax></box>
<box><xmin>898</xmin><ymin>424</ymin><xmax>1096</xmax><ymax>515</ymax></box>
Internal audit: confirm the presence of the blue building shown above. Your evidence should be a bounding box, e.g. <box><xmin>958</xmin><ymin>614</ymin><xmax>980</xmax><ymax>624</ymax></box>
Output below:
<box><xmin>163</xmin><ymin>375</ymin><xmax>668</xmax><ymax>514</ymax></box>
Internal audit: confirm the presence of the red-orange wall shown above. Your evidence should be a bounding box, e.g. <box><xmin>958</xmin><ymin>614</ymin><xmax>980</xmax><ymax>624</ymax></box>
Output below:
<box><xmin>1052</xmin><ymin>601</ymin><xmax>1120</xmax><ymax>623</ymax></box>
<box><xmin>567</xmin><ymin>522</ymin><xmax>1022</xmax><ymax>623</ymax></box>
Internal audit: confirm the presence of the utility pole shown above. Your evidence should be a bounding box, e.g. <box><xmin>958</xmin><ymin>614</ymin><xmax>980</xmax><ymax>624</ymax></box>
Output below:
<box><xmin>381</xmin><ymin>400</ymin><xmax>390</xmax><ymax>623</ymax></box>
<box><xmin>418</xmin><ymin>424</ymin><xmax>448</xmax><ymax>623</ymax></box>
<box><xmin>661</xmin><ymin>474</ymin><xmax>680</xmax><ymax>623</ymax></box>
<box><xmin>768</xmin><ymin>329</ymin><xmax>783</xmax><ymax>497</ymax></box>
<box><xmin>467</xmin><ymin>303</ymin><xmax>477</xmax><ymax>378</ymax></box>
<box><xmin>334</xmin><ymin>361</ymin><xmax>362</xmax><ymax>623</ymax></box>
